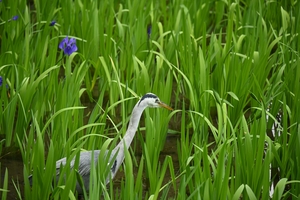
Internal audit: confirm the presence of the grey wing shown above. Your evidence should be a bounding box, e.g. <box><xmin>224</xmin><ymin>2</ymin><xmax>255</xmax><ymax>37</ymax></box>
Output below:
<box><xmin>77</xmin><ymin>151</ymin><xmax>101</xmax><ymax>176</ymax></box>
<box><xmin>55</xmin><ymin>151</ymin><xmax>101</xmax><ymax>176</ymax></box>
<box><xmin>55</xmin><ymin>157</ymin><xmax>68</xmax><ymax>175</ymax></box>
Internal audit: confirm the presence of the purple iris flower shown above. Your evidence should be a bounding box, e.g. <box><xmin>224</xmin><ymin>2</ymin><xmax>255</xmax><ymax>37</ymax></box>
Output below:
<box><xmin>49</xmin><ymin>20</ymin><xmax>56</xmax><ymax>26</ymax></box>
<box><xmin>0</xmin><ymin>76</ymin><xmax>2</xmax><ymax>86</ymax></box>
<box><xmin>59</xmin><ymin>36</ymin><xmax>78</xmax><ymax>56</ymax></box>
<box><xmin>12</xmin><ymin>15</ymin><xmax>19</xmax><ymax>21</ymax></box>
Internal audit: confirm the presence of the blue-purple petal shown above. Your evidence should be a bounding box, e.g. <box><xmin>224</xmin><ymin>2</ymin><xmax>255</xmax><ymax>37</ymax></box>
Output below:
<box><xmin>64</xmin><ymin>47</ymin><xmax>72</xmax><ymax>55</ymax></box>
<box><xmin>59</xmin><ymin>36</ymin><xmax>78</xmax><ymax>56</ymax></box>
<box><xmin>49</xmin><ymin>20</ymin><xmax>56</xmax><ymax>26</ymax></box>
<box><xmin>69</xmin><ymin>38</ymin><xmax>76</xmax><ymax>44</ymax></box>
<box><xmin>12</xmin><ymin>15</ymin><xmax>19</xmax><ymax>21</ymax></box>
<box><xmin>59</xmin><ymin>37</ymin><xmax>68</xmax><ymax>50</ymax></box>
<box><xmin>72</xmin><ymin>44</ymin><xmax>78</xmax><ymax>52</ymax></box>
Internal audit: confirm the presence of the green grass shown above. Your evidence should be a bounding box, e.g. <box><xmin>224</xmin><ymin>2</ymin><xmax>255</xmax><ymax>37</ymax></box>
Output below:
<box><xmin>1</xmin><ymin>0</ymin><xmax>300</xmax><ymax>199</ymax></box>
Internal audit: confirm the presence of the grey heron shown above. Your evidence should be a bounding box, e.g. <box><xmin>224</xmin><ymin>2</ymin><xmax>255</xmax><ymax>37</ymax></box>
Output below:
<box><xmin>28</xmin><ymin>93</ymin><xmax>173</xmax><ymax>194</ymax></box>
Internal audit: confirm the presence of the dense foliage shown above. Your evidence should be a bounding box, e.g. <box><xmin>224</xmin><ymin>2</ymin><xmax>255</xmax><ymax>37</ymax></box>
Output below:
<box><xmin>0</xmin><ymin>0</ymin><xmax>299</xmax><ymax>199</ymax></box>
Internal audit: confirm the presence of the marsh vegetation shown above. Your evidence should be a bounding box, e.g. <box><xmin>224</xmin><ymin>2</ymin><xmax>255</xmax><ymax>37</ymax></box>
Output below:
<box><xmin>0</xmin><ymin>0</ymin><xmax>300</xmax><ymax>199</ymax></box>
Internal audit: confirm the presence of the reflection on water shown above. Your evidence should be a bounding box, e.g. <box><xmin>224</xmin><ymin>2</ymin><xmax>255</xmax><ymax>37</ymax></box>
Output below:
<box><xmin>0</xmin><ymin>134</ymin><xmax>180</xmax><ymax>199</ymax></box>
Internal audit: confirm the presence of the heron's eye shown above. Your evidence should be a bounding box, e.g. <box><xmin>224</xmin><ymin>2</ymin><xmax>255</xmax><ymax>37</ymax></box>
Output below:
<box><xmin>155</xmin><ymin>99</ymin><xmax>159</xmax><ymax>103</ymax></box>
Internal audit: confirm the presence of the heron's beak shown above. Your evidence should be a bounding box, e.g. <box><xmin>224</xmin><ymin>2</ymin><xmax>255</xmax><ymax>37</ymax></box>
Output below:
<box><xmin>158</xmin><ymin>102</ymin><xmax>173</xmax><ymax>111</ymax></box>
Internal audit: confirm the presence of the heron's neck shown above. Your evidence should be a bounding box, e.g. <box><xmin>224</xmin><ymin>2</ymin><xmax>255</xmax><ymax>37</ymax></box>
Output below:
<box><xmin>115</xmin><ymin>103</ymin><xmax>146</xmax><ymax>157</ymax></box>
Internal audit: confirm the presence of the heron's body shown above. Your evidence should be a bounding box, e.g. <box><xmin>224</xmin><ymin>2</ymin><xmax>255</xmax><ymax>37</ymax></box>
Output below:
<box><xmin>29</xmin><ymin>93</ymin><xmax>172</xmax><ymax>194</ymax></box>
<box><xmin>55</xmin><ymin>150</ymin><xmax>104</xmax><ymax>194</ymax></box>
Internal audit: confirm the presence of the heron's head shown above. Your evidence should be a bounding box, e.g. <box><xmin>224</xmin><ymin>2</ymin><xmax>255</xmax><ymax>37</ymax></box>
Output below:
<box><xmin>138</xmin><ymin>93</ymin><xmax>173</xmax><ymax>110</ymax></box>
